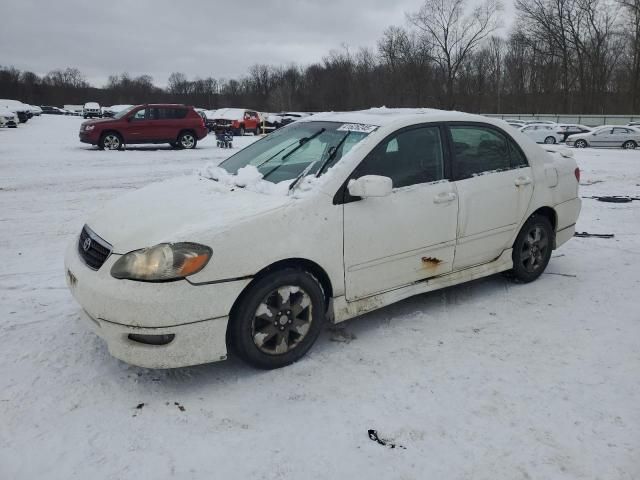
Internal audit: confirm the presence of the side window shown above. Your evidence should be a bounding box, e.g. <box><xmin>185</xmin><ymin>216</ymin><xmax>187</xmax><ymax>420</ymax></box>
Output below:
<box><xmin>354</xmin><ymin>126</ymin><xmax>444</xmax><ymax>188</ymax></box>
<box><xmin>450</xmin><ymin>126</ymin><xmax>511</xmax><ymax>179</ymax></box>
<box><xmin>131</xmin><ymin>109</ymin><xmax>146</xmax><ymax>121</ymax></box>
<box><xmin>613</xmin><ymin>128</ymin><xmax>629</xmax><ymax>134</ymax></box>
<box><xmin>172</xmin><ymin>108</ymin><xmax>187</xmax><ymax>119</ymax></box>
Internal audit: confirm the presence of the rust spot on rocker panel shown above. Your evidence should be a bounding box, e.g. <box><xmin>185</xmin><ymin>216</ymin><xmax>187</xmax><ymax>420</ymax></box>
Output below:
<box><xmin>421</xmin><ymin>256</ymin><xmax>442</xmax><ymax>267</ymax></box>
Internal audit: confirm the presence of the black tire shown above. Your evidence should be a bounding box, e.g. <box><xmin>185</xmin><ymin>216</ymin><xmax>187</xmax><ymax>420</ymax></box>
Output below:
<box><xmin>575</xmin><ymin>139</ymin><xmax>588</xmax><ymax>148</ymax></box>
<box><xmin>255</xmin><ymin>127</ymin><xmax>261</xmax><ymax>136</ymax></box>
<box><xmin>228</xmin><ymin>268</ymin><xmax>326</xmax><ymax>369</ymax></box>
<box><xmin>544</xmin><ymin>136</ymin><xmax>556</xmax><ymax>144</ymax></box>
<box><xmin>622</xmin><ymin>140</ymin><xmax>637</xmax><ymax>149</ymax></box>
<box><xmin>177</xmin><ymin>131</ymin><xmax>197</xmax><ymax>149</ymax></box>
<box><xmin>509</xmin><ymin>214</ymin><xmax>554</xmax><ymax>283</ymax></box>
<box><xmin>99</xmin><ymin>132</ymin><xmax>123</xmax><ymax>150</ymax></box>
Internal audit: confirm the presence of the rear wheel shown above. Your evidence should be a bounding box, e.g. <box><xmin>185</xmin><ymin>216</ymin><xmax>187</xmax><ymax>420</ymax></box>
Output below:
<box><xmin>544</xmin><ymin>136</ymin><xmax>556</xmax><ymax>144</ymax></box>
<box><xmin>575</xmin><ymin>139</ymin><xmax>588</xmax><ymax>148</ymax></box>
<box><xmin>177</xmin><ymin>131</ymin><xmax>197</xmax><ymax>149</ymax></box>
<box><xmin>99</xmin><ymin>132</ymin><xmax>123</xmax><ymax>150</ymax></box>
<box><xmin>509</xmin><ymin>214</ymin><xmax>554</xmax><ymax>283</ymax></box>
<box><xmin>228</xmin><ymin>268</ymin><xmax>326</xmax><ymax>369</ymax></box>
<box><xmin>622</xmin><ymin>140</ymin><xmax>637</xmax><ymax>149</ymax></box>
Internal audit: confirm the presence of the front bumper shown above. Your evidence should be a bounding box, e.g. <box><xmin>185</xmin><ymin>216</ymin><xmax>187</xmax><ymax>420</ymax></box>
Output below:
<box><xmin>79</xmin><ymin>130</ymin><xmax>99</xmax><ymax>144</ymax></box>
<box><xmin>64</xmin><ymin>239</ymin><xmax>251</xmax><ymax>368</ymax></box>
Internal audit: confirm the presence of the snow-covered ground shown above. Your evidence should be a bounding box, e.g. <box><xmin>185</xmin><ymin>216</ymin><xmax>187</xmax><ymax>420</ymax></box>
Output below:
<box><xmin>1</xmin><ymin>115</ymin><xmax>639</xmax><ymax>479</ymax></box>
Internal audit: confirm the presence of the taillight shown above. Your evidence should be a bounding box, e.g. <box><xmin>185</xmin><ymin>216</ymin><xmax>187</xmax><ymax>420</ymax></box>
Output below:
<box><xmin>574</xmin><ymin>167</ymin><xmax>580</xmax><ymax>182</ymax></box>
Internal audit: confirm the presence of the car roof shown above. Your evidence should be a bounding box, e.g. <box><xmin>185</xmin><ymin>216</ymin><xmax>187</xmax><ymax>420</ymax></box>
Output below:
<box><xmin>299</xmin><ymin>107</ymin><xmax>493</xmax><ymax>127</ymax></box>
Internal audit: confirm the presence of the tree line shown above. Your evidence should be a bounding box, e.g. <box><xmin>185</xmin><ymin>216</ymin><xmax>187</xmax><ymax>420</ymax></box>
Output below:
<box><xmin>1</xmin><ymin>0</ymin><xmax>638</xmax><ymax>114</ymax></box>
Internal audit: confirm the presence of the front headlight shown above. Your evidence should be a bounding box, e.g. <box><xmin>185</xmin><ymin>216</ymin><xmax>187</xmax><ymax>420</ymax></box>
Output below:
<box><xmin>111</xmin><ymin>243</ymin><xmax>212</xmax><ymax>282</ymax></box>
<box><xmin>84</xmin><ymin>125</ymin><xmax>95</xmax><ymax>131</ymax></box>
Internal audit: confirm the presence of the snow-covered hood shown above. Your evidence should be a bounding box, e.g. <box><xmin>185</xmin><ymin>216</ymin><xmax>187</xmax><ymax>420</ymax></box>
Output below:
<box><xmin>86</xmin><ymin>175</ymin><xmax>292</xmax><ymax>253</ymax></box>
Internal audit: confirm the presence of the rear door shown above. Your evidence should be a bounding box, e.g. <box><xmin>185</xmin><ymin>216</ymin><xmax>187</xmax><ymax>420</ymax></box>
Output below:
<box><xmin>448</xmin><ymin>123</ymin><xmax>533</xmax><ymax>269</ymax></box>
<box><xmin>342</xmin><ymin>124</ymin><xmax>458</xmax><ymax>300</ymax></box>
<box><xmin>610</xmin><ymin>127</ymin><xmax>631</xmax><ymax>147</ymax></box>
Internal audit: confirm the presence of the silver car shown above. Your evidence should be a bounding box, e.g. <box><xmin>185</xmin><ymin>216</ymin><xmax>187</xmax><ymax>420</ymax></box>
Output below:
<box><xmin>566</xmin><ymin>126</ymin><xmax>640</xmax><ymax>149</ymax></box>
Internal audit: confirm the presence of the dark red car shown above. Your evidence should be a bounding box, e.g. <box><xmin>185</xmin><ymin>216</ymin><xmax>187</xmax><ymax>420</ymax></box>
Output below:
<box><xmin>79</xmin><ymin>104</ymin><xmax>208</xmax><ymax>150</ymax></box>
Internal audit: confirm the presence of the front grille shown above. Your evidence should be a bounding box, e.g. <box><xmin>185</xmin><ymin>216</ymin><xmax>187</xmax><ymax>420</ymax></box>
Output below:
<box><xmin>78</xmin><ymin>225</ymin><xmax>112</xmax><ymax>270</ymax></box>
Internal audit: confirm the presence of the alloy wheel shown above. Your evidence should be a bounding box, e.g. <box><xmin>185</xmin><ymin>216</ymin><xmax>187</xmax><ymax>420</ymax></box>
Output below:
<box><xmin>180</xmin><ymin>134</ymin><xmax>195</xmax><ymax>148</ymax></box>
<box><xmin>520</xmin><ymin>226</ymin><xmax>549</xmax><ymax>273</ymax></box>
<box><xmin>251</xmin><ymin>286</ymin><xmax>313</xmax><ymax>355</ymax></box>
<box><xmin>103</xmin><ymin>134</ymin><xmax>120</xmax><ymax>150</ymax></box>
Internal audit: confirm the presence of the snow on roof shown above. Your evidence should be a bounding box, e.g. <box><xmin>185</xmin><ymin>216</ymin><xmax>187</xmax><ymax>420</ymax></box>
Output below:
<box><xmin>213</xmin><ymin>108</ymin><xmax>247</xmax><ymax>121</ymax></box>
<box><xmin>84</xmin><ymin>102</ymin><xmax>100</xmax><ymax>108</ymax></box>
<box><xmin>300</xmin><ymin>107</ymin><xmax>483</xmax><ymax>127</ymax></box>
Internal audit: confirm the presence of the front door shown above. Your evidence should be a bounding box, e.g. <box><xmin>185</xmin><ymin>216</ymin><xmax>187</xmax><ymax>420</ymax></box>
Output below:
<box><xmin>343</xmin><ymin>125</ymin><xmax>458</xmax><ymax>301</ymax></box>
<box><xmin>448</xmin><ymin>124</ymin><xmax>534</xmax><ymax>269</ymax></box>
<box><xmin>122</xmin><ymin>107</ymin><xmax>151</xmax><ymax>143</ymax></box>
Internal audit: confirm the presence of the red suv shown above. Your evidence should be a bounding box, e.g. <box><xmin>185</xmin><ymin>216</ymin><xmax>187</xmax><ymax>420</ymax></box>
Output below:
<box><xmin>79</xmin><ymin>104</ymin><xmax>208</xmax><ymax>150</ymax></box>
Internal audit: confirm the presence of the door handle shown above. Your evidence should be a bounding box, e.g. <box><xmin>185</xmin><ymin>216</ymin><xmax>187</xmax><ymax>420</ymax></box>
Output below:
<box><xmin>433</xmin><ymin>192</ymin><xmax>457</xmax><ymax>204</ymax></box>
<box><xmin>515</xmin><ymin>176</ymin><xmax>532</xmax><ymax>186</ymax></box>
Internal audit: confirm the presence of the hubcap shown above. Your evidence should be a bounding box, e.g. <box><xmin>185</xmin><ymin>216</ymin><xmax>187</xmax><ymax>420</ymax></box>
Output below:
<box><xmin>520</xmin><ymin>226</ymin><xmax>549</xmax><ymax>273</ymax></box>
<box><xmin>545</xmin><ymin>137</ymin><xmax>554</xmax><ymax>144</ymax></box>
<box><xmin>251</xmin><ymin>286</ymin><xmax>312</xmax><ymax>355</ymax></box>
<box><xmin>104</xmin><ymin>135</ymin><xmax>119</xmax><ymax>149</ymax></box>
<box><xmin>181</xmin><ymin>135</ymin><xmax>195</xmax><ymax>148</ymax></box>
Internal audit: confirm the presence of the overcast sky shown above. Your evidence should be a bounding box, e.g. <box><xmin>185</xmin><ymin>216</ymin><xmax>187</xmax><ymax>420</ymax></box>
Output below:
<box><xmin>1</xmin><ymin>0</ymin><xmax>514</xmax><ymax>88</ymax></box>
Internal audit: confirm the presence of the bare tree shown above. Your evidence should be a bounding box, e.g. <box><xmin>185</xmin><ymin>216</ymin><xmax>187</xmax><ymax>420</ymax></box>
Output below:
<box><xmin>408</xmin><ymin>0</ymin><xmax>503</xmax><ymax>108</ymax></box>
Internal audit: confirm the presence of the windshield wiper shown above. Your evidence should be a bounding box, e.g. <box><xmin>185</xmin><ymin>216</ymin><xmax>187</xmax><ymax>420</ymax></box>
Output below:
<box><xmin>288</xmin><ymin>132</ymin><xmax>350</xmax><ymax>193</ymax></box>
<box><xmin>262</xmin><ymin>128</ymin><xmax>325</xmax><ymax>180</ymax></box>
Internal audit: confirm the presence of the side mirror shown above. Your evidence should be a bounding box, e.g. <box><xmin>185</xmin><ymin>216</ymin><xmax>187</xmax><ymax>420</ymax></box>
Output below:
<box><xmin>348</xmin><ymin>175</ymin><xmax>393</xmax><ymax>198</ymax></box>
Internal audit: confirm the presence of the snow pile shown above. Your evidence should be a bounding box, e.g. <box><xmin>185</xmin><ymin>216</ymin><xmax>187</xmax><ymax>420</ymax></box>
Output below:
<box><xmin>199</xmin><ymin>164</ymin><xmax>290</xmax><ymax>195</ymax></box>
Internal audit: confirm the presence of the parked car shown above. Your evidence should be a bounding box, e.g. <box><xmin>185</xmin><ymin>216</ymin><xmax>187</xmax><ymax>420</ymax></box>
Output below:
<box><xmin>519</xmin><ymin>124</ymin><xmax>563</xmax><ymax>144</ymax></box>
<box><xmin>201</xmin><ymin>110</ymin><xmax>218</xmax><ymax>132</ymax></box>
<box><xmin>0</xmin><ymin>106</ymin><xmax>18</xmax><ymax>127</ymax></box>
<box><xmin>65</xmin><ymin>108</ymin><xmax>581</xmax><ymax>369</ymax></box>
<box><xmin>627</xmin><ymin>121</ymin><xmax>640</xmax><ymax>127</ymax></box>
<box><xmin>210</xmin><ymin>108</ymin><xmax>261</xmax><ymax>135</ymax></box>
<box><xmin>0</xmin><ymin>99</ymin><xmax>32</xmax><ymax>123</ymax></box>
<box><xmin>78</xmin><ymin>104</ymin><xmax>208</xmax><ymax>150</ymax></box>
<box><xmin>524</xmin><ymin>120</ymin><xmax>557</xmax><ymax>126</ymax></box>
<box><xmin>566</xmin><ymin>126</ymin><xmax>640</xmax><ymax>149</ymax></box>
<box><xmin>27</xmin><ymin>105</ymin><xmax>42</xmax><ymax>116</ymax></box>
<box><xmin>262</xmin><ymin>112</ymin><xmax>311</xmax><ymax>132</ymax></box>
<box><xmin>83</xmin><ymin>102</ymin><xmax>101</xmax><ymax>119</ymax></box>
<box><xmin>40</xmin><ymin>105</ymin><xmax>64</xmax><ymax>115</ymax></box>
<box><xmin>556</xmin><ymin>124</ymin><xmax>592</xmax><ymax>142</ymax></box>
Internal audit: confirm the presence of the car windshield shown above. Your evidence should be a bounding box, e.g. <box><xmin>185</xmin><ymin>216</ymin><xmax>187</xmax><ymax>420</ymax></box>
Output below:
<box><xmin>218</xmin><ymin>121</ymin><xmax>375</xmax><ymax>183</ymax></box>
<box><xmin>114</xmin><ymin>106</ymin><xmax>136</xmax><ymax>119</ymax></box>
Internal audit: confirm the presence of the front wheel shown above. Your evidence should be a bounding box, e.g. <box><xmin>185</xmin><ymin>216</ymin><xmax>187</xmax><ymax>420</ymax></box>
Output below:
<box><xmin>575</xmin><ymin>139</ymin><xmax>588</xmax><ymax>148</ymax></box>
<box><xmin>544</xmin><ymin>136</ymin><xmax>556</xmax><ymax>144</ymax></box>
<box><xmin>228</xmin><ymin>268</ymin><xmax>326</xmax><ymax>369</ymax></box>
<box><xmin>622</xmin><ymin>140</ymin><xmax>637</xmax><ymax>149</ymax></box>
<box><xmin>177</xmin><ymin>131</ymin><xmax>197</xmax><ymax>149</ymax></box>
<box><xmin>99</xmin><ymin>132</ymin><xmax>123</xmax><ymax>150</ymax></box>
<box><xmin>509</xmin><ymin>214</ymin><xmax>554</xmax><ymax>283</ymax></box>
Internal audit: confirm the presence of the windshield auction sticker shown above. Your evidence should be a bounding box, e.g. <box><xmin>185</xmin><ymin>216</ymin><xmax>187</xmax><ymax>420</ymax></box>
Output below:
<box><xmin>337</xmin><ymin>123</ymin><xmax>378</xmax><ymax>133</ymax></box>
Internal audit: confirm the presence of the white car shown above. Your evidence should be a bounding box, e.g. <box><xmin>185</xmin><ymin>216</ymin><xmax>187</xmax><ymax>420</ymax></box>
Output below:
<box><xmin>519</xmin><ymin>124</ymin><xmax>563</xmax><ymax>144</ymax></box>
<box><xmin>0</xmin><ymin>106</ymin><xmax>19</xmax><ymax>127</ymax></box>
<box><xmin>64</xmin><ymin>108</ymin><xmax>581</xmax><ymax>369</ymax></box>
<box><xmin>83</xmin><ymin>102</ymin><xmax>101</xmax><ymax>119</ymax></box>
<box><xmin>566</xmin><ymin>125</ymin><xmax>640</xmax><ymax>149</ymax></box>
<box><xmin>0</xmin><ymin>99</ymin><xmax>32</xmax><ymax>123</ymax></box>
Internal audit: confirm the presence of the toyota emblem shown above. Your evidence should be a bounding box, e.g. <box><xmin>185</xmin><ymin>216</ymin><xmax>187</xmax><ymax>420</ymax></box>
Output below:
<box><xmin>82</xmin><ymin>237</ymin><xmax>92</xmax><ymax>252</ymax></box>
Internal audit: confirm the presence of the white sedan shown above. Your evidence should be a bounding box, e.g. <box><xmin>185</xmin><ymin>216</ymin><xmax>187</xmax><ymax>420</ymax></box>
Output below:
<box><xmin>0</xmin><ymin>106</ymin><xmax>18</xmax><ymax>127</ymax></box>
<box><xmin>566</xmin><ymin>125</ymin><xmax>640</xmax><ymax>149</ymax></box>
<box><xmin>65</xmin><ymin>108</ymin><xmax>581</xmax><ymax>369</ymax></box>
<box><xmin>519</xmin><ymin>124</ymin><xmax>563</xmax><ymax>144</ymax></box>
